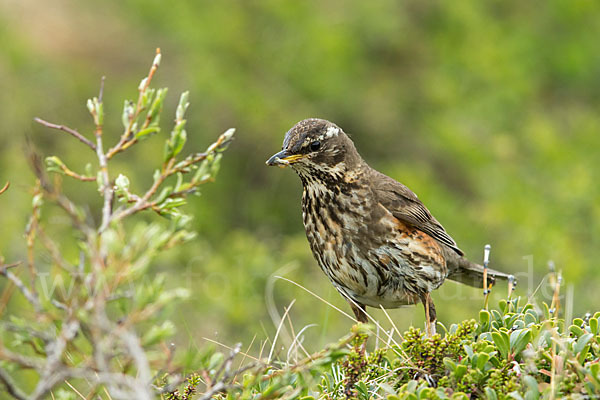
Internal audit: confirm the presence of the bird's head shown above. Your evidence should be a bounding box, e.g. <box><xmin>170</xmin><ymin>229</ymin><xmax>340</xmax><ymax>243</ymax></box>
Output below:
<box><xmin>266</xmin><ymin>118</ymin><xmax>361</xmax><ymax>179</ymax></box>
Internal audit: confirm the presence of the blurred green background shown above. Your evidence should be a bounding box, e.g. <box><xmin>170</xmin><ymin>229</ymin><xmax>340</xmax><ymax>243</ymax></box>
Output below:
<box><xmin>1</xmin><ymin>0</ymin><xmax>599</xmax><ymax>354</ymax></box>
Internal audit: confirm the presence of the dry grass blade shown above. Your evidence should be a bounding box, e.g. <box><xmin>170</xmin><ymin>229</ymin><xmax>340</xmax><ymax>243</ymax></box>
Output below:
<box><xmin>274</xmin><ymin>276</ymin><xmax>356</xmax><ymax>322</ymax></box>
<box><xmin>63</xmin><ymin>380</ymin><xmax>86</xmax><ymax>400</ymax></box>
<box><xmin>268</xmin><ymin>299</ymin><xmax>296</xmax><ymax>363</ymax></box>
<box><xmin>201</xmin><ymin>337</ymin><xmax>260</xmax><ymax>362</ymax></box>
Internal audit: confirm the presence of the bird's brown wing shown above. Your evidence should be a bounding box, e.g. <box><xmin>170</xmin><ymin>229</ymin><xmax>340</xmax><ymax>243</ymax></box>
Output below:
<box><xmin>371</xmin><ymin>169</ymin><xmax>464</xmax><ymax>256</ymax></box>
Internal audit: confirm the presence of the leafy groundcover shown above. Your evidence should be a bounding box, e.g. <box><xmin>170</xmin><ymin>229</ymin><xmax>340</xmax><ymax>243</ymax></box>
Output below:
<box><xmin>167</xmin><ymin>297</ymin><xmax>600</xmax><ymax>400</ymax></box>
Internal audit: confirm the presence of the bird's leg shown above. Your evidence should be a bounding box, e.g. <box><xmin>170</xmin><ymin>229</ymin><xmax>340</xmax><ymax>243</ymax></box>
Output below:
<box><xmin>423</xmin><ymin>297</ymin><xmax>431</xmax><ymax>337</ymax></box>
<box><xmin>348</xmin><ymin>301</ymin><xmax>368</xmax><ymax>323</ymax></box>
<box><xmin>348</xmin><ymin>301</ymin><xmax>368</xmax><ymax>356</ymax></box>
<box><xmin>421</xmin><ymin>293</ymin><xmax>437</xmax><ymax>337</ymax></box>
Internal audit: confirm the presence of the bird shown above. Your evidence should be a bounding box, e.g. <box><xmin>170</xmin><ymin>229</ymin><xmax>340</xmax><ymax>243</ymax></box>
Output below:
<box><xmin>266</xmin><ymin>118</ymin><xmax>509</xmax><ymax>336</ymax></box>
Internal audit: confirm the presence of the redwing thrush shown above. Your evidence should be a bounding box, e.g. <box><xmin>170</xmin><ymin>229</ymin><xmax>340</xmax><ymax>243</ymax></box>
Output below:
<box><xmin>266</xmin><ymin>118</ymin><xmax>508</xmax><ymax>335</ymax></box>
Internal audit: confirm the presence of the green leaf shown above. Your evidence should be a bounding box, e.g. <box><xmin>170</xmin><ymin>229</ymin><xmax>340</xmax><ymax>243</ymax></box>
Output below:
<box><xmin>484</xmin><ymin>388</ymin><xmax>498</xmax><ymax>400</ymax></box>
<box><xmin>574</xmin><ymin>333</ymin><xmax>594</xmax><ymax>354</ymax></box>
<box><xmin>115</xmin><ymin>174</ymin><xmax>130</xmax><ymax>191</ymax></box>
<box><xmin>176</xmin><ymin>91</ymin><xmax>190</xmax><ymax>121</ymax></box>
<box><xmin>570</xmin><ymin>324</ymin><xmax>585</xmax><ymax>337</ymax></box>
<box><xmin>490</xmin><ymin>309</ymin><xmax>503</xmax><ymax>325</ymax></box>
<box><xmin>479</xmin><ymin>309</ymin><xmax>490</xmax><ymax>326</ymax></box>
<box><xmin>114</xmin><ymin>174</ymin><xmax>131</xmax><ymax>201</ymax></box>
<box><xmin>154</xmin><ymin>186</ymin><xmax>173</xmax><ymax>204</ymax></box>
<box><xmin>193</xmin><ymin>158</ymin><xmax>211</xmax><ymax>183</ymax></box>
<box><xmin>86</xmin><ymin>98</ymin><xmax>94</xmax><ymax>115</ymax></box>
<box><xmin>164</xmin><ymin>121</ymin><xmax>187</xmax><ymax>161</ymax></box>
<box><xmin>87</xmin><ymin>97</ymin><xmax>102</xmax><ymax>126</ymax></box>
<box><xmin>491</xmin><ymin>331</ymin><xmax>510</xmax><ymax>359</ymax></box>
<box><xmin>475</xmin><ymin>352</ymin><xmax>490</xmax><ymax>370</ymax></box>
<box><xmin>141</xmin><ymin>87</ymin><xmax>155</xmax><ymax>109</ymax></box>
<box><xmin>138</xmin><ymin>77</ymin><xmax>148</xmax><ymax>91</ymax></box>
<box><xmin>463</xmin><ymin>344</ymin><xmax>474</xmax><ymax>359</ymax></box>
<box><xmin>142</xmin><ymin>320</ymin><xmax>175</xmax><ymax>346</ymax></box>
<box><xmin>122</xmin><ymin>100</ymin><xmax>135</xmax><ymax>129</ymax></box>
<box><xmin>577</xmin><ymin>345</ymin><xmax>590</xmax><ymax>364</ymax></box>
<box><xmin>523</xmin><ymin>375</ymin><xmax>540</xmax><ymax>400</ymax></box>
<box><xmin>542</xmin><ymin>303</ymin><xmax>551</xmax><ymax>320</ymax></box>
<box><xmin>499</xmin><ymin>299</ymin><xmax>508</xmax><ymax>314</ymax></box>
<box><xmin>443</xmin><ymin>357</ymin><xmax>456</xmax><ymax>372</ymax></box>
<box><xmin>135</xmin><ymin>126</ymin><xmax>160</xmax><ymax>140</ymax></box>
<box><xmin>510</xmin><ymin>329</ymin><xmax>532</xmax><ymax>358</ymax></box>
<box><xmin>209</xmin><ymin>153</ymin><xmax>223</xmax><ymax>176</ymax></box>
<box><xmin>208</xmin><ymin>352</ymin><xmax>224</xmax><ymax>371</ymax></box>
<box><xmin>590</xmin><ymin>363</ymin><xmax>600</xmax><ymax>381</ymax></box>
<box><xmin>524</xmin><ymin>310</ymin><xmax>539</xmax><ymax>326</ymax></box>
<box><xmin>160</xmin><ymin>197</ymin><xmax>187</xmax><ymax>209</ymax></box>
<box><xmin>172</xmin><ymin>127</ymin><xmax>187</xmax><ymax>157</ymax></box>
<box><xmin>454</xmin><ymin>364</ymin><xmax>467</xmax><ymax>380</ymax></box>
<box><xmin>406</xmin><ymin>380</ymin><xmax>418</xmax><ymax>392</ymax></box>
<box><xmin>590</xmin><ymin>317</ymin><xmax>598</xmax><ymax>335</ymax></box>
<box><xmin>45</xmin><ymin>156</ymin><xmax>65</xmax><ymax>174</ymax></box>
<box><xmin>146</xmin><ymin>87</ymin><xmax>168</xmax><ymax>124</ymax></box>
<box><xmin>355</xmin><ymin>381</ymin><xmax>369</xmax><ymax>399</ymax></box>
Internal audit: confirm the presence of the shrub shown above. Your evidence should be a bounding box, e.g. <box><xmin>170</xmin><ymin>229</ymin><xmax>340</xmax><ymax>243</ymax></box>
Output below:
<box><xmin>164</xmin><ymin>296</ymin><xmax>600</xmax><ymax>399</ymax></box>
<box><xmin>0</xmin><ymin>49</ymin><xmax>234</xmax><ymax>399</ymax></box>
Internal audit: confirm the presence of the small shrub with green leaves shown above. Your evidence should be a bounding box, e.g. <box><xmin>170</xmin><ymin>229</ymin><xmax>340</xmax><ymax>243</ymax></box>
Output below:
<box><xmin>159</xmin><ymin>295</ymin><xmax>600</xmax><ymax>400</ymax></box>
<box><xmin>0</xmin><ymin>50</ymin><xmax>234</xmax><ymax>399</ymax></box>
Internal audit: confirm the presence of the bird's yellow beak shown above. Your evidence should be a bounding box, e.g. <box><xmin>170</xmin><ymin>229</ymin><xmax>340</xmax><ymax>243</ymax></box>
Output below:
<box><xmin>265</xmin><ymin>150</ymin><xmax>304</xmax><ymax>168</ymax></box>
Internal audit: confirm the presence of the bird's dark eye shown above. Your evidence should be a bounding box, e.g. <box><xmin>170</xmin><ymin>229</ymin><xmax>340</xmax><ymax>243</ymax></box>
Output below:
<box><xmin>309</xmin><ymin>141</ymin><xmax>321</xmax><ymax>151</ymax></box>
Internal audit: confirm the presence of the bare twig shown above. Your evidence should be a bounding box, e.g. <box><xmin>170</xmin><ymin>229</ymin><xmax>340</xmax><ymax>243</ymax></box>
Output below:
<box><xmin>0</xmin><ymin>262</ymin><xmax>41</xmax><ymax>312</ymax></box>
<box><xmin>116</xmin><ymin>330</ymin><xmax>153</xmax><ymax>390</ymax></box>
<box><xmin>56</xmin><ymin>164</ymin><xmax>96</xmax><ymax>182</ymax></box>
<box><xmin>0</xmin><ymin>321</ymin><xmax>52</xmax><ymax>342</ymax></box>
<box><xmin>24</xmin><ymin>183</ymin><xmax>41</xmax><ymax>299</ymax></box>
<box><xmin>98</xmin><ymin>76</ymin><xmax>106</xmax><ymax>103</ymax></box>
<box><xmin>0</xmin><ymin>367</ymin><xmax>28</xmax><ymax>400</ymax></box>
<box><xmin>94</xmin><ymin>87</ymin><xmax>113</xmax><ymax>234</ymax></box>
<box><xmin>0</xmin><ymin>346</ymin><xmax>44</xmax><ymax>369</ymax></box>
<box><xmin>26</xmin><ymin>146</ymin><xmax>91</xmax><ymax>234</ymax></box>
<box><xmin>215</xmin><ymin>343</ymin><xmax>242</xmax><ymax>383</ymax></box>
<box><xmin>34</xmin><ymin>118</ymin><xmax>96</xmax><ymax>151</ymax></box>
<box><xmin>0</xmin><ymin>181</ymin><xmax>9</xmax><ymax>195</ymax></box>
<box><xmin>197</xmin><ymin>381</ymin><xmax>231</xmax><ymax>400</ymax></box>
<box><xmin>196</xmin><ymin>343</ymin><xmax>243</xmax><ymax>400</ymax></box>
<box><xmin>109</xmin><ymin>159</ymin><xmax>174</xmax><ymax>224</ymax></box>
<box><xmin>32</xmin><ymin>318</ymin><xmax>81</xmax><ymax>400</ymax></box>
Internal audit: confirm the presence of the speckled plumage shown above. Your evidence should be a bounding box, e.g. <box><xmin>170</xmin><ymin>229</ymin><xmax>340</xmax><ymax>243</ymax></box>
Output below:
<box><xmin>267</xmin><ymin>118</ymin><xmax>508</xmax><ymax>328</ymax></box>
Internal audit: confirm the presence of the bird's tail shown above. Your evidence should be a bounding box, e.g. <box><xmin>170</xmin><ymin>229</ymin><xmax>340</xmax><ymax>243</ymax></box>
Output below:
<box><xmin>446</xmin><ymin>255</ymin><xmax>510</xmax><ymax>288</ymax></box>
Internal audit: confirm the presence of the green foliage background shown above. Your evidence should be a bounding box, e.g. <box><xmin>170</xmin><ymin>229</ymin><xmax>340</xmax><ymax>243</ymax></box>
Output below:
<box><xmin>1</xmin><ymin>0</ymin><xmax>599</xmax><ymax>353</ymax></box>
